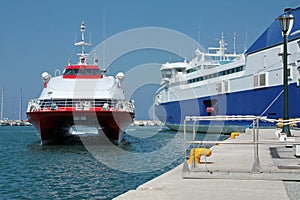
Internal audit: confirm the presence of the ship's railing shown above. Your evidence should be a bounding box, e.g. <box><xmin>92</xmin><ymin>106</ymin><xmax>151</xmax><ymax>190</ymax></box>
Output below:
<box><xmin>183</xmin><ymin>115</ymin><xmax>300</xmax><ymax>174</ymax></box>
<box><xmin>27</xmin><ymin>98</ymin><xmax>134</xmax><ymax>113</ymax></box>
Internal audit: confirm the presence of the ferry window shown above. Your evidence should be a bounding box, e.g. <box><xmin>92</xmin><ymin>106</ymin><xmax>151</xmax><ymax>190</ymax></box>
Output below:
<box><xmin>90</xmin><ymin>69</ymin><xmax>101</xmax><ymax>75</ymax></box>
<box><xmin>259</xmin><ymin>73</ymin><xmax>266</xmax><ymax>86</ymax></box>
<box><xmin>217</xmin><ymin>83</ymin><xmax>222</xmax><ymax>93</ymax></box>
<box><xmin>254</xmin><ymin>75</ymin><xmax>259</xmax><ymax>88</ymax></box>
<box><xmin>224</xmin><ymin>81</ymin><xmax>229</xmax><ymax>92</ymax></box>
<box><xmin>254</xmin><ymin>73</ymin><xmax>267</xmax><ymax>88</ymax></box>
<box><xmin>187</xmin><ymin>68</ymin><xmax>197</xmax><ymax>73</ymax></box>
<box><xmin>217</xmin><ymin>81</ymin><xmax>229</xmax><ymax>94</ymax></box>
<box><xmin>163</xmin><ymin>70</ymin><xmax>172</xmax><ymax>78</ymax></box>
<box><xmin>77</xmin><ymin>69</ymin><xmax>86</xmax><ymax>75</ymax></box>
<box><xmin>63</xmin><ymin>69</ymin><xmax>79</xmax><ymax>75</ymax></box>
<box><xmin>62</xmin><ymin>69</ymin><xmax>68</xmax><ymax>75</ymax></box>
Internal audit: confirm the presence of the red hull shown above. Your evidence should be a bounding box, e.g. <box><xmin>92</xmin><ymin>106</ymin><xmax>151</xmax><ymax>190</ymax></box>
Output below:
<box><xmin>26</xmin><ymin>110</ymin><xmax>134</xmax><ymax>144</ymax></box>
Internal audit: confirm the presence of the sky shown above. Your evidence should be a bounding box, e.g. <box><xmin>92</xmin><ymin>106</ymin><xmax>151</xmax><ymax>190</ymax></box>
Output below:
<box><xmin>0</xmin><ymin>0</ymin><xmax>299</xmax><ymax>120</ymax></box>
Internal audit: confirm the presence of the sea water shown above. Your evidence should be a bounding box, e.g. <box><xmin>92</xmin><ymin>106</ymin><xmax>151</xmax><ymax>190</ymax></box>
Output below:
<box><xmin>0</xmin><ymin>126</ymin><xmax>227</xmax><ymax>199</ymax></box>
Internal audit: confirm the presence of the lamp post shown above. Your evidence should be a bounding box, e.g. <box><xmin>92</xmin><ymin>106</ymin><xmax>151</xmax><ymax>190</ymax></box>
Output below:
<box><xmin>276</xmin><ymin>11</ymin><xmax>294</xmax><ymax>136</ymax></box>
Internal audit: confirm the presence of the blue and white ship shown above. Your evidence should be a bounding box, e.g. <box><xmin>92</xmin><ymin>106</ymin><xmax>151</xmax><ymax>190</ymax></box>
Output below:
<box><xmin>155</xmin><ymin>7</ymin><xmax>300</xmax><ymax>133</ymax></box>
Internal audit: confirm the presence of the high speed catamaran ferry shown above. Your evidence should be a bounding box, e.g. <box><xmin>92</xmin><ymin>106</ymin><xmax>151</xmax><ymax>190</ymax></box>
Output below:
<box><xmin>27</xmin><ymin>22</ymin><xmax>135</xmax><ymax>144</ymax></box>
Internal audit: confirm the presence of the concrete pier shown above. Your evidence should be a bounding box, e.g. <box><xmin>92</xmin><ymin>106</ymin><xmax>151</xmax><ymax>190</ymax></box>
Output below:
<box><xmin>114</xmin><ymin>129</ymin><xmax>300</xmax><ymax>200</ymax></box>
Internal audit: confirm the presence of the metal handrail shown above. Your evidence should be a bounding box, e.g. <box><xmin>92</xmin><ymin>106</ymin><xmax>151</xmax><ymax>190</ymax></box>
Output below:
<box><xmin>185</xmin><ymin>140</ymin><xmax>300</xmax><ymax>145</ymax></box>
<box><xmin>183</xmin><ymin>115</ymin><xmax>300</xmax><ymax>173</ymax></box>
<box><xmin>27</xmin><ymin>98</ymin><xmax>134</xmax><ymax>113</ymax></box>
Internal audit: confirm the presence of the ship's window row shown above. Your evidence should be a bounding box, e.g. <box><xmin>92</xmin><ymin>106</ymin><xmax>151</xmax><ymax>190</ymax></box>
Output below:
<box><xmin>187</xmin><ymin>66</ymin><xmax>244</xmax><ymax>84</ymax></box>
<box><xmin>63</xmin><ymin>69</ymin><xmax>102</xmax><ymax>76</ymax></box>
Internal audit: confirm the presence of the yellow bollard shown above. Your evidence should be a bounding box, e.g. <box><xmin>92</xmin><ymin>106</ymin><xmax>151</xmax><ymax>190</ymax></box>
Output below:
<box><xmin>277</xmin><ymin>118</ymin><xmax>283</xmax><ymax>128</ymax></box>
<box><xmin>188</xmin><ymin>148</ymin><xmax>212</xmax><ymax>164</ymax></box>
<box><xmin>230</xmin><ymin>132</ymin><xmax>240</xmax><ymax>139</ymax></box>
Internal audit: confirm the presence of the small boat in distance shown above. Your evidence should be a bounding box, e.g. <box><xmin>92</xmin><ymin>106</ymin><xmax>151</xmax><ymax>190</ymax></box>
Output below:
<box><xmin>26</xmin><ymin>22</ymin><xmax>135</xmax><ymax>144</ymax></box>
<box><xmin>0</xmin><ymin>120</ymin><xmax>9</xmax><ymax>126</ymax></box>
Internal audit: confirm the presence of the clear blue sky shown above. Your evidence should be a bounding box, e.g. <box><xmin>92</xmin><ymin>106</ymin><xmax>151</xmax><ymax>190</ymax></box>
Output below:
<box><xmin>0</xmin><ymin>0</ymin><xmax>299</xmax><ymax>120</ymax></box>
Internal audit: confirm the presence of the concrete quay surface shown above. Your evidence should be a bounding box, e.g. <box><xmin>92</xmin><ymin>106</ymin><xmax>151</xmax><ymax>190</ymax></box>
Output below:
<box><xmin>114</xmin><ymin>128</ymin><xmax>300</xmax><ymax>200</ymax></box>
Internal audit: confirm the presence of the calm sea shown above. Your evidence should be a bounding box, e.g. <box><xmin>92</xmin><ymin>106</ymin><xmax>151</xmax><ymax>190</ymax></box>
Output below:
<box><xmin>0</xmin><ymin>125</ymin><xmax>227</xmax><ymax>199</ymax></box>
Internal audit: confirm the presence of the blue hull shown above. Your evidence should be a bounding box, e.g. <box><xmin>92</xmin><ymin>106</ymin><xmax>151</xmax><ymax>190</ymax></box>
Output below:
<box><xmin>155</xmin><ymin>83</ymin><xmax>300</xmax><ymax>132</ymax></box>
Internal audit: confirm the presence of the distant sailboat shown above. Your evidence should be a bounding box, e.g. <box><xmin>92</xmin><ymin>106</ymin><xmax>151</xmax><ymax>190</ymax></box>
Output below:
<box><xmin>0</xmin><ymin>87</ymin><xmax>9</xmax><ymax>126</ymax></box>
<box><xmin>16</xmin><ymin>88</ymin><xmax>25</xmax><ymax>126</ymax></box>
<box><xmin>1</xmin><ymin>87</ymin><xmax>3</xmax><ymax>120</ymax></box>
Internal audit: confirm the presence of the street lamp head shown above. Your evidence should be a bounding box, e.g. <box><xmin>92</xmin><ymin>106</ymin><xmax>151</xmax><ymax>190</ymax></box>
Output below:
<box><xmin>276</xmin><ymin>13</ymin><xmax>294</xmax><ymax>34</ymax></box>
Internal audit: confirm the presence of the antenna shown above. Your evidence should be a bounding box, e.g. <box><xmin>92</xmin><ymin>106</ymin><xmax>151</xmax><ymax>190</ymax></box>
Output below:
<box><xmin>19</xmin><ymin>87</ymin><xmax>22</xmax><ymax>121</ymax></box>
<box><xmin>80</xmin><ymin>21</ymin><xmax>85</xmax><ymax>56</ymax></box>
<box><xmin>90</xmin><ymin>32</ymin><xmax>92</xmax><ymax>46</ymax></box>
<box><xmin>233</xmin><ymin>32</ymin><xmax>237</xmax><ymax>55</ymax></box>
<box><xmin>74</xmin><ymin>21</ymin><xmax>91</xmax><ymax>65</ymax></box>
<box><xmin>244</xmin><ymin>31</ymin><xmax>248</xmax><ymax>52</ymax></box>
<box><xmin>102</xmin><ymin>8</ymin><xmax>107</xmax><ymax>71</ymax></box>
<box><xmin>219</xmin><ymin>32</ymin><xmax>226</xmax><ymax>56</ymax></box>
<box><xmin>197</xmin><ymin>25</ymin><xmax>201</xmax><ymax>49</ymax></box>
<box><xmin>11</xmin><ymin>97</ymin><xmax>15</xmax><ymax>120</ymax></box>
